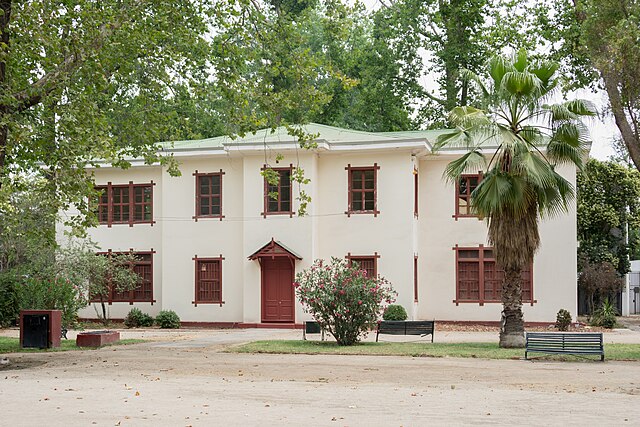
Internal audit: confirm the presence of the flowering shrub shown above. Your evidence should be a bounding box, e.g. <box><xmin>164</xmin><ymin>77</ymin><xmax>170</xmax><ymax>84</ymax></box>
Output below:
<box><xmin>295</xmin><ymin>257</ymin><xmax>397</xmax><ymax>346</ymax></box>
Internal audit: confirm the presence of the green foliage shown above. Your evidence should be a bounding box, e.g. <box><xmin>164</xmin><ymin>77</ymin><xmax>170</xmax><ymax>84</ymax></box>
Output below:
<box><xmin>577</xmin><ymin>159</ymin><xmax>640</xmax><ymax>275</ymax></box>
<box><xmin>578</xmin><ymin>259</ymin><xmax>625</xmax><ymax>316</ymax></box>
<box><xmin>155</xmin><ymin>310</ymin><xmax>181</xmax><ymax>329</ymax></box>
<box><xmin>295</xmin><ymin>258</ymin><xmax>397</xmax><ymax>346</ymax></box>
<box><xmin>382</xmin><ymin>304</ymin><xmax>408</xmax><ymax>321</ymax></box>
<box><xmin>590</xmin><ymin>298</ymin><xmax>618</xmax><ymax>329</ymax></box>
<box><xmin>16</xmin><ymin>276</ymin><xmax>87</xmax><ymax>329</ymax></box>
<box><xmin>0</xmin><ymin>272</ymin><xmax>20</xmax><ymax>327</ymax></box>
<box><xmin>555</xmin><ymin>309</ymin><xmax>572</xmax><ymax>331</ymax></box>
<box><xmin>124</xmin><ymin>308</ymin><xmax>154</xmax><ymax>328</ymax></box>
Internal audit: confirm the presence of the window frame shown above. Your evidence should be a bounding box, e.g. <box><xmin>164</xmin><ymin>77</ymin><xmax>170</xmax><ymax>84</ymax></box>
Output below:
<box><xmin>346</xmin><ymin>252</ymin><xmax>380</xmax><ymax>278</ymax></box>
<box><xmin>95</xmin><ymin>182</ymin><xmax>155</xmax><ymax>227</ymax></box>
<box><xmin>454</xmin><ymin>173</ymin><xmax>482</xmax><ymax>219</ymax></box>
<box><xmin>92</xmin><ymin>251</ymin><xmax>155</xmax><ymax>305</ymax></box>
<box><xmin>193</xmin><ymin>170</ymin><xmax>225</xmax><ymax>221</ymax></box>
<box><xmin>453</xmin><ymin>245</ymin><xmax>534</xmax><ymax>306</ymax></box>
<box><xmin>192</xmin><ymin>255</ymin><xmax>225</xmax><ymax>306</ymax></box>
<box><xmin>346</xmin><ymin>164</ymin><xmax>380</xmax><ymax>217</ymax></box>
<box><xmin>414</xmin><ymin>255</ymin><xmax>419</xmax><ymax>302</ymax></box>
<box><xmin>262</xmin><ymin>165</ymin><xmax>294</xmax><ymax>217</ymax></box>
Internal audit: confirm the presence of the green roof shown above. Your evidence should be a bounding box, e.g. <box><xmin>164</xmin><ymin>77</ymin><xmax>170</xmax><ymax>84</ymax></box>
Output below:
<box><xmin>159</xmin><ymin>123</ymin><xmax>447</xmax><ymax>151</ymax></box>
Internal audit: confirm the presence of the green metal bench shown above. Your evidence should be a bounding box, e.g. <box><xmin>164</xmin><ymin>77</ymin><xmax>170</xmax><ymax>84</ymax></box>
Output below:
<box><xmin>525</xmin><ymin>332</ymin><xmax>604</xmax><ymax>361</ymax></box>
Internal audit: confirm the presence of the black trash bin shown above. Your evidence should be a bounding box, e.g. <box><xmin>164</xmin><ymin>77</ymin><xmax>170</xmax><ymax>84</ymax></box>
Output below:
<box><xmin>22</xmin><ymin>314</ymin><xmax>50</xmax><ymax>348</ymax></box>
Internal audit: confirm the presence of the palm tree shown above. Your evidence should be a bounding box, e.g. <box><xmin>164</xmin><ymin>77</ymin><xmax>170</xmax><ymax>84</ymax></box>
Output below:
<box><xmin>434</xmin><ymin>50</ymin><xmax>595</xmax><ymax>348</ymax></box>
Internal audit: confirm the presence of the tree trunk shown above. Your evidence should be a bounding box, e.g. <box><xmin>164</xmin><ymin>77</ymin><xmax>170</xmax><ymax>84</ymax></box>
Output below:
<box><xmin>602</xmin><ymin>71</ymin><xmax>640</xmax><ymax>172</ymax></box>
<box><xmin>499</xmin><ymin>267</ymin><xmax>525</xmax><ymax>348</ymax></box>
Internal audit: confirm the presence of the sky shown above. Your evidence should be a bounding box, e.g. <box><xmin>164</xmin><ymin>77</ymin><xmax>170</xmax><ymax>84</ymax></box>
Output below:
<box><xmin>360</xmin><ymin>0</ymin><xmax>619</xmax><ymax>161</ymax></box>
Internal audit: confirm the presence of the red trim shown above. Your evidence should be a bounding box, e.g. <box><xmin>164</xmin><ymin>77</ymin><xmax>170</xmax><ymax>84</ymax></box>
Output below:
<box><xmin>454</xmin><ymin>173</ymin><xmax>482</xmax><ymax>219</ymax></box>
<box><xmin>193</xmin><ymin>170</ymin><xmax>225</xmax><ymax>221</ymax></box>
<box><xmin>346</xmin><ymin>252</ymin><xmax>380</xmax><ymax>277</ymax></box>
<box><xmin>414</xmin><ymin>255</ymin><xmax>419</xmax><ymax>302</ymax></box>
<box><xmin>262</xmin><ymin>164</ymin><xmax>294</xmax><ymax>218</ymax></box>
<box><xmin>192</xmin><ymin>255</ymin><xmax>225</xmax><ymax>306</ymax></box>
<box><xmin>345</xmin><ymin>164</ymin><xmax>380</xmax><ymax>217</ymax></box>
<box><xmin>453</xmin><ymin>245</ymin><xmax>534</xmax><ymax>305</ymax></box>
<box><xmin>414</xmin><ymin>168</ymin><xmax>419</xmax><ymax>218</ymax></box>
<box><xmin>92</xmin><ymin>251</ymin><xmax>155</xmax><ymax>304</ymax></box>
<box><xmin>95</xmin><ymin>182</ymin><xmax>154</xmax><ymax>226</ymax></box>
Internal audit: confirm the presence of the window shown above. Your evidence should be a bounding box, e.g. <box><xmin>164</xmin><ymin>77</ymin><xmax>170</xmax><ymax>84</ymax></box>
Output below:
<box><xmin>455</xmin><ymin>174</ymin><xmax>481</xmax><ymax>217</ymax></box>
<box><xmin>93</xmin><ymin>252</ymin><xmax>154</xmax><ymax>304</ymax></box>
<box><xmin>346</xmin><ymin>253</ymin><xmax>379</xmax><ymax>278</ymax></box>
<box><xmin>346</xmin><ymin>164</ymin><xmax>380</xmax><ymax>216</ymax></box>
<box><xmin>454</xmin><ymin>246</ymin><xmax>533</xmax><ymax>305</ymax></box>
<box><xmin>263</xmin><ymin>166</ymin><xmax>293</xmax><ymax>217</ymax></box>
<box><xmin>193</xmin><ymin>256</ymin><xmax>224</xmax><ymax>305</ymax></box>
<box><xmin>194</xmin><ymin>171</ymin><xmax>224</xmax><ymax>220</ymax></box>
<box><xmin>95</xmin><ymin>182</ymin><xmax>153</xmax><ymax>226</ymax></box>
<box><xmin>414</xmin><ymin>256</ymin><xmax>419</xmax><ymax>302</ymax></box>
<box><xmin>414</xmin><ymin>168</ymin><xmax>419</xmax><ymax>218</ymax></box>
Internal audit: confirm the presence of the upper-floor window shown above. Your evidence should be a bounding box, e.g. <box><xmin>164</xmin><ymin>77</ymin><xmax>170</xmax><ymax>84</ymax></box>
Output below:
<box><xmin>346</xmin><ymin>253</ymin><xmax>379</xmax><ymax>278</ymax></box>
<box><xmin>346</xmin><ymin>164</ymin><xmax>380</xmax><ymax>217</ymax></box>
<box><xmin>455</xmin><ymin>174</ymin><xmax>481</xmax><ymax>218</ymax></box>
<box><xmin>263</xmin><ymin>166</ymin><xmax>293</xmax><ymax>217</ymax></box>
<box><xmin>454</xmin><ymin>246</ymin><xmax>533</xmax><ymax>305</ymax></box>
<box><xmin>96</xmin><ymin>183</ymin><xmax>153</xmax><ymax>227</ymax></box>
<box><xmin>194</xmin><ymin>171</ymin><xmax>224</xmax><ymax>220</ymax></box>
<box><xmin>92</xmin><ymin>252</ymin><xmax>154</xmax><ymax>304</ymax></box>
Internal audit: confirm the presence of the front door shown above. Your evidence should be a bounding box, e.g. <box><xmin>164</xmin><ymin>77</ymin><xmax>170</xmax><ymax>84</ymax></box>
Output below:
<box><xmin>261</xmin><ymin>257</ymin><xmax>295</xmax><ymax>322</ymax></box>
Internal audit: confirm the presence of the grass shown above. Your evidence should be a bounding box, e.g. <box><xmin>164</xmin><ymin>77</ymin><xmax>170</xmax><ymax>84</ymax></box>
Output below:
<box><xmin>231</xmin><ymin>340</ymin><xmax>640</xmax><ymax>361</ymax></box>
<box><xmin>0</xmin><ymin>337</ymin><xmax>145</xmax><ymax>354</ymax></box>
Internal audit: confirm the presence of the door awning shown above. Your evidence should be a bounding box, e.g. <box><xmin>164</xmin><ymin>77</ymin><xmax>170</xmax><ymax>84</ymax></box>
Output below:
<box><xmin>248</xmin><ymin>238</ymin><xmax>302</xmax><ymax>260</ymax></box>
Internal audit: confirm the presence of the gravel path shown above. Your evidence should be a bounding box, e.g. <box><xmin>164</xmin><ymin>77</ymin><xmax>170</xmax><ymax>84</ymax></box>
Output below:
<box><xmin>1</xmin><ymin>328</ymin><xmax>640</xmax><ymax>426</ymax></box>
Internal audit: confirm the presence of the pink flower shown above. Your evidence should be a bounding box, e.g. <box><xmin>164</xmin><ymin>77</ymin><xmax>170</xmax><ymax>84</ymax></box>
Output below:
<box><xmin>358</xmin><ymin>300</ymin><xmax>362</xmax><ymax>305</ymax></box>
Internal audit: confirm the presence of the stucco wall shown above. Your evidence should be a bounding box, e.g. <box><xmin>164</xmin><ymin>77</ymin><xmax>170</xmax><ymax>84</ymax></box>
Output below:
<box><xmin>417</xmin><ymin>157</ymin><xmax>577</xmax><ymax>322</ymax></box>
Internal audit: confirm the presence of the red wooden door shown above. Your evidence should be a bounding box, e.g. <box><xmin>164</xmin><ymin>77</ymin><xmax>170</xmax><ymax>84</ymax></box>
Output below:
<box><xmin>261</xmin><ymin>258</ymin><xmax>295</xmax><ymax>322</ymax></box>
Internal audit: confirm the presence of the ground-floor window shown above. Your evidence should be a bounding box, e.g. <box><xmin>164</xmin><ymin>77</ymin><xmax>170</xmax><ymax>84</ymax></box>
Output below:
<box><xmin>93</xmin><ymin>252</ymin><xmax>154</xmax><ymax>304</ymax></box>
<box><xmin>454</xmin><ymin>246</ymin><xmax>533</xmax><ymax>305</ymax></box>
<box><xmin>193</xmin><ymin>256</ymin><xmax>224</xmax><ymax>306</ymax></box>
<box><xmin>346</xmin><ymin>253</ymin><xmax>379</xmax><ymax>278</ymax></box>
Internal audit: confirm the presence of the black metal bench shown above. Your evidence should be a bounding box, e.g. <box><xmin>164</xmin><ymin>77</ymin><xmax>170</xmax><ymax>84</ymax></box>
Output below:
<box><xmin>302</xmin><ymin>321</ymin><xmax>325</xmax><ymax>341</ymax></box>
<box><xmin>376</xmin><ymin>320</ymin><xmax>435</xmax><ymax>342</ymax></box>
<box><xmin>525</xmin><ymin>332</ymin><xmax>604</xmax><ymax>361</ymax></box>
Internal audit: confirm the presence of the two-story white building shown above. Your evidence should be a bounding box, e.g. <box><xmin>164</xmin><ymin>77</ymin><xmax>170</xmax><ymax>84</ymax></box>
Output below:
<box><xmin>63</xmin><ymin>123</ymin><xmax>578</xmax><ymax>325</ymax></box>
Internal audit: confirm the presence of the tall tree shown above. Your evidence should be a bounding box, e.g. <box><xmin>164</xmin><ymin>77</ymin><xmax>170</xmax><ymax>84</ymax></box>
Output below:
<box><xmin>577</xmin><ymin>159</ymin><xmax>640</xmax><ymax>275</ymax></box>
<box><xmin>435</xmin><ymin>51</ymin><xmax>595</xmax><ymax>347</ymax></box>
<box><xmin>534</xmin><ymin>0</ymin><xmax>640</xmax><ymax>171</ymax></box>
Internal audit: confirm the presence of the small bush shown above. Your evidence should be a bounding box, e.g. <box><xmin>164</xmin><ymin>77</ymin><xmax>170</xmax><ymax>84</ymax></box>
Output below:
<box><xmin>295</xmin><ymin>257</ymin><xmax>397</xmax><ymax>346</ymax></box>
<box><xmin>555</xmin><ymin>309</ymin><xmax>572</xmax><ymax>331</ymax></box>
<box><xmin>383</xmin><ymin>304</ymin><xmax>408</xmax><ymax>321</ymax></box>
<box><xmin>155</xmin><ymin>310</ymin><xmax>181</xmax><ymax>329</ymax></box>
<box><xmin>591</xmin><ymin>298</ymin><xmax>618</xmax><ymax>329</ymax></box>
<box><xmin>124</xmin><ymin>308</ymin><xmax>154</xmax><ymax>328</ymax></box>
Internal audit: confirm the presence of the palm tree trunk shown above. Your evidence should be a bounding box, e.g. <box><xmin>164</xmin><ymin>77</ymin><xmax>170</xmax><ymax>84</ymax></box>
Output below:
<box><xmin>499</xmin><ymin>267</ymin><xmax>525</xmax><ymax>348</ymax></box>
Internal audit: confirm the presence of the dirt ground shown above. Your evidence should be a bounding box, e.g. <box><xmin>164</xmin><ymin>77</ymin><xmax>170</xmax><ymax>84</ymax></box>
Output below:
<box><xmin>1</xmin><ymin>328</ymin><xmax>640</xmax><ymax>426</ymax></box>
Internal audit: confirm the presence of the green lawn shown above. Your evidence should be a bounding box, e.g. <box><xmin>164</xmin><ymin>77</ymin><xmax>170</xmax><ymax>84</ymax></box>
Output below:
<box><xmin>0</xmin><ymin>337</ymin><xmax>145</xmax><ymax>354</ymax></box>
<box><xmin>231</xmin><ymin>340</ymin><xmax>640</xmax><ymax>361</ymax></box>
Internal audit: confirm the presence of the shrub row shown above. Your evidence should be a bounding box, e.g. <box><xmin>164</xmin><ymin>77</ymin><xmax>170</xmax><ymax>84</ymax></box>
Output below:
<box><xmin>124</xmin><ymin>308</ymin><xmax>180</xmax><ymax>329</ymax></box>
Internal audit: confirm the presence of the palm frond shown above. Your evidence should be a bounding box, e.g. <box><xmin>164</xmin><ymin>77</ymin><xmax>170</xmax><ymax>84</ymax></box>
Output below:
<box><xmin>529</xmin><ymin>60</ymin><xmax>559</xmax><ymax>89</ymax></box>
<box><xmin>564</xmin><ymin>99</ymin><xmax>597</xmax><ymax>117</ymax></box>
<box><xmin>547</xmin><ymin>139</ymin><xmax>587</xmax><ymax>170</ymax></box>
<box><xmin>433</xmin><ymin>129</ymin><xmax>470</xmax><ymax>150</ymax></box>
<box><xmin>442</xmin><ymin>150</ymin><xmax>487</xmax><ymax>183</ymax></box>
<box><xmin>501</xmin><ymin>71</ymin><xmax>542</xmax><ymax>97</ymax></box>
<box><xmin>537</xmin><ymin>171</ymin><xmax>575</xmax><ymax>218</ymax></box>
<box><xmin>472</xmin><ymin>171</ymin><xmax>530</xmax><ymax>218</ymax></box>
<box><xmin>514</xmin><ymin>151</ymin><xmax>557</xmax><ymax>189</ymax></box>
<box><xmin>513</xmin><ymin>49</ymin><xmax>529</xmax><ymax>72</ymax></box>
<box><xmin>460</xmin><ymin>68</ymin><xmax>489</xmax><ymax>97</ymax></box>
<box><xmin>488</xmin><ymin>55</ymin><xmax>515</xmax><ymax>88</ymax></box>
<box><xmin>447</xmin><ymin>106</ymin><xmax>491</xmax><ymax>128</ymax></box>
